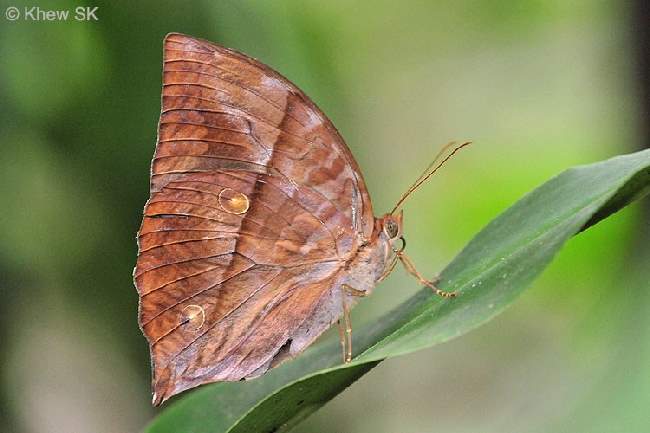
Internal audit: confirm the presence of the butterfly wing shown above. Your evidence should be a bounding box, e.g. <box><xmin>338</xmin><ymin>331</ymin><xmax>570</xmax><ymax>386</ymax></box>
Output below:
<box><xmin>134</xmin><ymin>33</ymin><xmax>373</xmax><ymax>405</ymax></box>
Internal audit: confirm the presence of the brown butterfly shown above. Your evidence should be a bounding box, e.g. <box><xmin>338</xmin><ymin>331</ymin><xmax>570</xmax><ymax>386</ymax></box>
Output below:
<box><xmin>134</xmin><ymin>33</ymin><xmax>468</xmax><ymax>406</ymax></box>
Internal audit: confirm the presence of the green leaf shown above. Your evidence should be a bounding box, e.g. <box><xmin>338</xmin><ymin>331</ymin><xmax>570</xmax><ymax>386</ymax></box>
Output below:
<box><xmin>144</xmin><ymin>149</ymin><xmax>650</xmax><ymax>433</ymax></box>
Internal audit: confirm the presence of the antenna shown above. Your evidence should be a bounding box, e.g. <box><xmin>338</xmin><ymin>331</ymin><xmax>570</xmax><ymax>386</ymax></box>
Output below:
<box><xmin>390</xmin><ymin>141</ymin><xmax>472</xmax><ymax>214</ymax></box>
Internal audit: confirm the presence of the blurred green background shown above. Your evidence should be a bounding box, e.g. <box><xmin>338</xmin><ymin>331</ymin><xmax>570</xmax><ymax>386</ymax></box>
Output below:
<box><xmin>1</xmin><ymin>1</ymin><xmax>648</xmax><ymax>432</ymax></box>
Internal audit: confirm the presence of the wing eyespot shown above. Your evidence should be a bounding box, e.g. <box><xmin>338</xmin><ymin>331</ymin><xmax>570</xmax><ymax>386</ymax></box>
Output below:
<box><xmin>218</xmin><ymin>188</ymin><xmax>250</xmax><ymax>214</ymax></box>
<box><xmin>181</xmin><ymin>304</ymin><xmax>206</xmax><ymax>330</ymax></box>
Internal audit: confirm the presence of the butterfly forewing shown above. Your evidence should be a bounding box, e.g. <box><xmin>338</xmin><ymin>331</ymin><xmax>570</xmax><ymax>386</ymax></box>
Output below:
<box><xmin>135</xmin><ymin>33</ymin><xmax>374</xmax><ymax>404</ymax></box>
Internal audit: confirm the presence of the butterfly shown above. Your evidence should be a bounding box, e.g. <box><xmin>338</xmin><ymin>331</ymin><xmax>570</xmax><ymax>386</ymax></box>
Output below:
<box><xmin>134</xmin><ymin>33</ymin><xmax>468</xmax><ymax>405</ymax></box>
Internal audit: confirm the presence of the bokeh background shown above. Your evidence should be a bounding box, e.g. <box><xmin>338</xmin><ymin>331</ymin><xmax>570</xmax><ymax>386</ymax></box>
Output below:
<box><xmin>1</xmin><ymin>1</ymin><xmax>649</xmax><ymax>432</ymax></box>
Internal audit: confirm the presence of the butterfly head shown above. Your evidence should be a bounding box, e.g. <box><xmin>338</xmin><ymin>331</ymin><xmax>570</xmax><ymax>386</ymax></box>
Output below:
<box><xmin>371</xmin><ymin>211</ymin><xmax>405</xmax><ymax>281</ymax></box>
<box><xmin>380</xmin><ymin>210</ymin><xmax>404</xmax><ymax>249</ymax></box>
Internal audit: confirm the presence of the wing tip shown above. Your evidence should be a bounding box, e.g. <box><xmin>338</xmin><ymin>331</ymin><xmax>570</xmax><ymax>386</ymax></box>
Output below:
<box><xmin>164</xmin><ymin>32</ymin><xmax>190</xmax><ymax>44</ymax></box>
<box><xmin>163</xmin><ymin>32</ymin><xmax>220</xmax><ymax>52</ymax></box>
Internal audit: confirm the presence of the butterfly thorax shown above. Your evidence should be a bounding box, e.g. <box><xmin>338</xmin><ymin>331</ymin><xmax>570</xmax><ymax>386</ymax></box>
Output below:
<box><xmin>338</xmin><ymin>234</ymin><xmax>390</xmax><ymax>295</ymax></box>
<box><xmin>336</xmin><ymin>212</ymin><xmax>404</xmax><ymax>295</ymax></box>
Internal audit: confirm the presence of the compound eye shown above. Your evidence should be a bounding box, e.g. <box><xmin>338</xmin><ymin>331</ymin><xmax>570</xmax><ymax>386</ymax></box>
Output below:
<box><xmin>385</xmin><ymin>219</ymin><xmax>399</xmax><ymax>238</ymax></box>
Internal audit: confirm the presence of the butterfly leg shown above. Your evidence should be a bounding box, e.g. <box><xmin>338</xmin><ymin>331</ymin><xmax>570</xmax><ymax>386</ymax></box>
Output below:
<box><xmin>378</xmin><ymin>254</ymin><xmax>399</xmax><ymax>283</ymax></box>
<box><xmin>338</xmin><ymin>291</ymin><xmax>352</xmax><ymax>363</ymax></box>
<box><xmin>339</xmin><ymin>284</ymin><xmax>368</xmax><ymax>363</ymax></box>
<box><xmin>336</xmin><ymin>319</ymin><xmax>346</xmax><ymax>363</ymax></box>
<box><xmin>397</xmin><ymin>251</ymin><xmax>456</xmax><ymax>298</ymax></box>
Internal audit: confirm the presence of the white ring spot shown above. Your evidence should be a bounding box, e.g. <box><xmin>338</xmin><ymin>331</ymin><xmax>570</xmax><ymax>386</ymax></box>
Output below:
<box><xmin>218</xmin><ymin>188</ymin><xmax>250</xmax><ymax>214</ymax></box>
<box><xmin>182</xmin><ymin>304</ymin><xmax>206</xmax><ymax>330</ymax></box>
